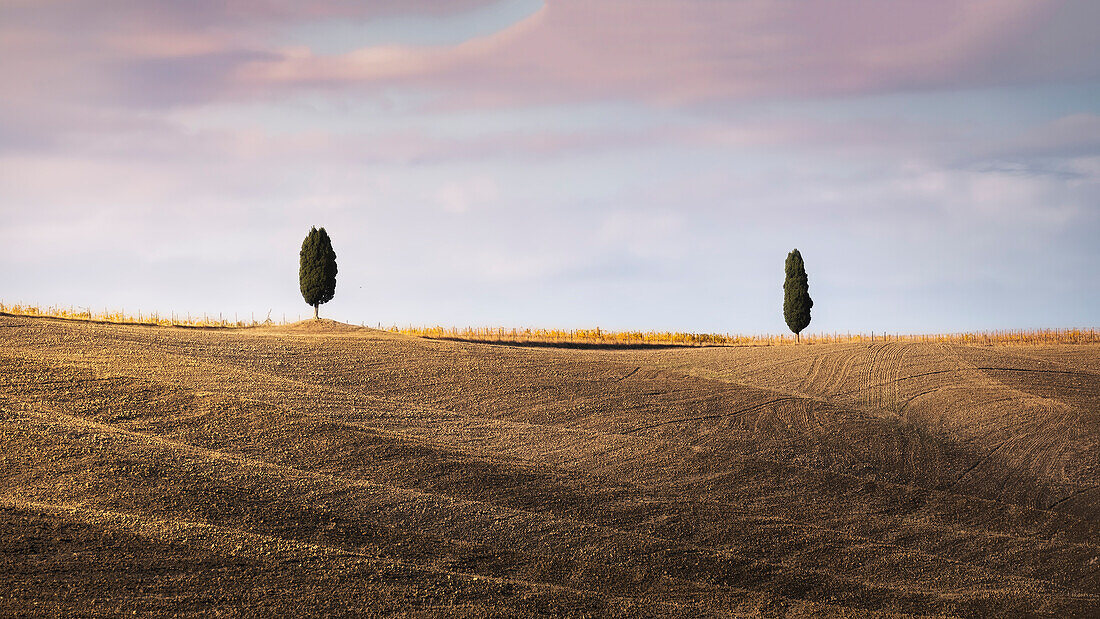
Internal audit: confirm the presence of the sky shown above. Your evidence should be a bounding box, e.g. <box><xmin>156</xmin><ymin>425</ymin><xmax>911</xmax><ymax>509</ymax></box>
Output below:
<box><xmin>2</xmin><ymin>0</ymin><xmax>1098</xmax><ymax>334</ymax></box>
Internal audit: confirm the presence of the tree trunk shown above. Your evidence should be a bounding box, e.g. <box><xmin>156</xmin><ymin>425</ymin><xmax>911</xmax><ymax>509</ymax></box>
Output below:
<box><xmin>796</xmin><ymin>332</ymin><xmax>800</xmax><ymax>343</ymax></box>
<box><xmin>313</xmin><ymin>304</ymin><xmax>319</xmax><ymax>320</ymax></box>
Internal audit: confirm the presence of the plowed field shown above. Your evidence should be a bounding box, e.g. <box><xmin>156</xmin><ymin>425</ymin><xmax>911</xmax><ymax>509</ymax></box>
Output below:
<box><xmin>1</xmin><ymin>315</ymin><xmax>1098</xmax><ymax>616</ymax></box>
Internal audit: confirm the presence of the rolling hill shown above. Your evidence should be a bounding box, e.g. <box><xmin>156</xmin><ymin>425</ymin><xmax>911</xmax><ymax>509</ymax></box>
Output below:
<box><xmin>1</xmin><ymin>314</ymin><xmax>1097</xmax><ymax>616</ymax></box>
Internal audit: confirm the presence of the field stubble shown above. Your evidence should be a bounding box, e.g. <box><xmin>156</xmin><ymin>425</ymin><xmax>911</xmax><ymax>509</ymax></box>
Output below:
<box><xmin>0</xmin><ymin>315</ymin><xmax>1098</xmax><ymax>616</ymax></box>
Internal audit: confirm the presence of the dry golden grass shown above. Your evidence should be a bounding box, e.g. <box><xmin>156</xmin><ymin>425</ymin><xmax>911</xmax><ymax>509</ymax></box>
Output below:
<box><xmin>396</xmin><ymin>324</ymin><xmax>1100</xmax><ymax>347</ymax></box>
<box><xmin>0</xmin><ymin>301</ymin><xmax>276</xmax><ymax>329</ymax></box>
<box><xmin>8</xmin><ymin>300</ymin><xmax>1095</xmax><ymax>346</ymax></box>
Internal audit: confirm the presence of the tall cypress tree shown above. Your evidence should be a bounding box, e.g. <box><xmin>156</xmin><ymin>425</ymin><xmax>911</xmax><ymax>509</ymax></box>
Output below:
<box><xmin>783</xmin><ymin>248</ymin><xmax>812</xmax><ymax>342</ymax></box>
<box><xmin>299</xmin><ymin>226</ymin><xmax>338</xmax><ymax>319</ymax></box>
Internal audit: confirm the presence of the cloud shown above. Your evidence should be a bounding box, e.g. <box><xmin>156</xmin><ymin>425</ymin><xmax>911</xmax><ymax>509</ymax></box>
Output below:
<box><xmin>0</xmin><ymin>0</ymin><xmax>491</xmax><ymax>108</ymax></box>
<box><xmin>5</xmin><ymin>1</ymin><xmax>1097</xmax><ymax>111</ymax></box>
<box><xmin>2</xmin><ymin>0</ymin><xmax>1097</xmax><ymax>332</ymax></box>
<box><xmin>435</xmin><ymin>176</ymin><xmax>499</xmax><ymax>213</ymax></box>
<box><xmin>236</xmin><ymin>0</ymin><xmax>1099</xmax><ymax>107</ymax></box>
<box><xmin>940</xmin><ymin>113</ymin><xmax>1100</xmax><ymax>182</ymax></box>
<box><xmin>996</xmin><ymin>114</ymin><xmax>1100</xmax><ymax>159</ymax></box>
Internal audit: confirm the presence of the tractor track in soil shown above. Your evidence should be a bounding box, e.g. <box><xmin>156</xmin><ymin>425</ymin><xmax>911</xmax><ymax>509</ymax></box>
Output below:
<box><xmin>1</xmin><ymin>315</ymin><xmax>1099</xmax><ymax>616</ymax></box>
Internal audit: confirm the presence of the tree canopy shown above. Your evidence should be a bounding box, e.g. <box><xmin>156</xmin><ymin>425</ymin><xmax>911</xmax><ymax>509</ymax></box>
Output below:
<box><xmin>783</xmin><ymin>248</ymin><xmax>812</xmax><ymax>341</ymax></box>
<box><xmin>299</xmin><ymin>226</ymin><xmax>338</xmax><ymax>318</ymax></box>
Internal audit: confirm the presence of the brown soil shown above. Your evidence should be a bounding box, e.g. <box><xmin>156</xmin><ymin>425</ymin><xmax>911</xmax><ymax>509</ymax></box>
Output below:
<box><xmin>263</xmin><ymin>318</ymin><xmax>370</xmax><ymax>334</ymax></box>
<box><xmin>1</xmin><ymin>314</ymin><xmax>1098</xmax><ymax>617</ymax></box>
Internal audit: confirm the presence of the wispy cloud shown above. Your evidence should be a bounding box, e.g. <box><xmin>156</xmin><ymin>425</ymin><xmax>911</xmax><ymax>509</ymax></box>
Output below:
<box><xmin>236</xmin><ymin>1</ymin><xmax>1099</xmax><ymax>107</ymax></box>
<box><xmin>6</xmin><ymin>1</ymin><xmax>1098</xmax><ymax>111</ymax></box>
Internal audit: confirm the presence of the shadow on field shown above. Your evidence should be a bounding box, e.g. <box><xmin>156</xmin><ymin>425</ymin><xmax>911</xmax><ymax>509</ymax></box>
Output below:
<box><xmin>426</xmin><ymin>336</ymin><xmax>721</xmax><ymax>350</ymax></box>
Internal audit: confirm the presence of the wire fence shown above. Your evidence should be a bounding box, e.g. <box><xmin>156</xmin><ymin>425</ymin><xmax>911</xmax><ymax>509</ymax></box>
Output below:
<box><xmin>0</xmin><ymin>301</ymin><xmax>294</xmax><ymax>329</ymax></box>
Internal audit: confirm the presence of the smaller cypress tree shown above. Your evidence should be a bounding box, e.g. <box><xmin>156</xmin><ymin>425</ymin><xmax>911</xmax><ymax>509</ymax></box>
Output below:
<box><xmin>299</xmin><ymin>226</ymin><xmax>338</xmax><ymax>319</ymax></box>
<box><xmin>783</xmin><ymin>248</ymin><xmax>812</xmax><ymax>342</ymax></box>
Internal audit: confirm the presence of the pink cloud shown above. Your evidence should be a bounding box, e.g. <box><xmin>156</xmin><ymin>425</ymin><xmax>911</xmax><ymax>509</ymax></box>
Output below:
<box><xmin>6</xmin><ymin>0</ymin><xmax>1094</xmax><ymax>111</ymax></box>
<box><xmin>0</xmin><ymin>1</ymin><xmax>489</xmax><ymax>106</ymax></box>
<box><xmin>232</xmin><ymin>0</ymin><xmax>1095</xmax><ymax>106</ymax></box>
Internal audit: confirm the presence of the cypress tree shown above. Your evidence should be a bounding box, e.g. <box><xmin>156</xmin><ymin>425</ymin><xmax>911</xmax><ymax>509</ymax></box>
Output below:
<box><xmin>299</xmin><ymin>226</ymin><xmax>338</xmax><ymax>320</ymax></box>
<box><xmin>783</xmin><ymin>248</ymin><xmax>812</xmax><ymax>342</ymax></box>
